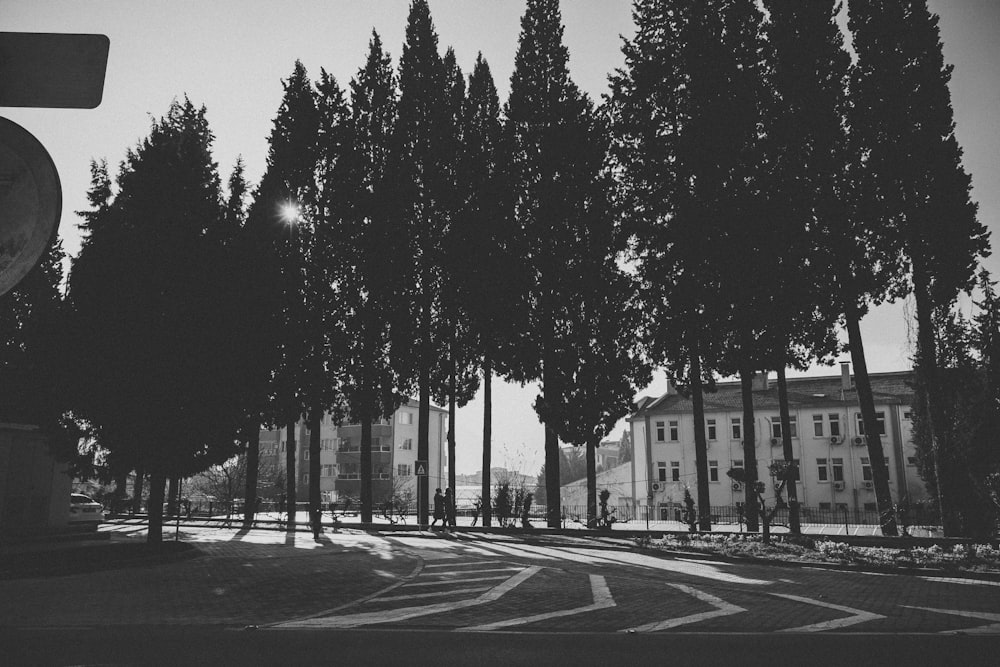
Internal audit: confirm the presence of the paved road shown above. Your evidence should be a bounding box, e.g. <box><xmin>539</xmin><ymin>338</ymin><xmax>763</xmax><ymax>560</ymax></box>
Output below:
<box><xmin>2</xmin><ymin>524</ymin><xmax>999</xmax><ymax>664</ymax></box>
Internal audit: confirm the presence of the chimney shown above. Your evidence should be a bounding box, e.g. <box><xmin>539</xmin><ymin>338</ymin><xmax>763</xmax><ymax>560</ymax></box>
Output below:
<box><xmin>665</xmin><ymin>380</ymin><xmax>677</xmax><ymax>395</ymax></box>
<box><xmin>752</xmin><ymin>371</ymin><xmax>770</xmax><ymax>391</ymax></box>
<box><xmin>841</xmin><ymin>361</ymin><xmax>851</xmax><ymax>392</ymax></box>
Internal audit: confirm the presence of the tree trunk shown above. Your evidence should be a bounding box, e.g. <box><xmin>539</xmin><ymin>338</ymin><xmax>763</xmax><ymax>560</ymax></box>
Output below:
<box><xmin>776</xmin><ymin>365</ymin><xmax>800</xmax><ymax>534</ymax></box>
<box><xmin>448</xmin><ymin>358</ymin><xmax>457</xmax><ymax>508</ymax></box>
<box><xmin>543</xmin><ymin>360</ymin><xmax>561</xmax><ymax>529</ymax></box>
<box><xmin>309</xmin><ymin>406</ymin><xmax>322</xmax><ymax>533</ymax></box>
<box><xmin>147</xmin><ymin>472</ymin><xmax>166</xmax><ymax>543</ymax></box>
<box><xmin>845</xmin><ymin>304</ymin><xmax>899</xmax><ymax>536</ymax></box>
<box><xmin>417</xmin><ymin>364</ymin><xmax>430</xmax><ymax>527</ymax></box>
<box><xmin>244</xmin><ymin>429</ymin><xmax>260</xmax><ymax>527</ymax></box>
<box><xmin>167</xmin><ymin>476</ymin><xmax>180</xmax><ymax>518</ymax></box>
<box><xmin>361</xmin><ymin>404</ymin><xmax>373</xmax><ymax>524</ymax></box>
<box><xmin>740</xmin><ymin>367</ymin><xmax>759</xmax><ymax>531</ymax></box>
<box><xmin>690</xmin><ymin>339</ymin><xmax>712</xmax><ymax>531</ymax></box>
<box><xmin>131</xmin><ymin>467</ymin><xmax>145</xmax><ymax>515</ymax></box>
<box><xmin>286</xmin><ymin>421</ymin><xmax>297</xmax><ymax>528</ymax></box>
<box><xmin>482</xmin><ymin>356</ymin><xmax>493</xmax><ymax>527</ymax></box>
<box><xmin>586</xmin><ymin>436</ymin><xmax>597</xmax><ymax>528</ymax></box>
<box><xmin>911</xmin><ymin>275</ymin><xmax>954</xmax><ymax>535</ymax></box>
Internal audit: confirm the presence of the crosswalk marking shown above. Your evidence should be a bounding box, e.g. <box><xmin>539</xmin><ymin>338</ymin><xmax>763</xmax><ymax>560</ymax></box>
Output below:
<box><xmin>771</xmin><ymin>593</ymin><xmax>884</xmax><ymax>632</ymax></box>
<box><xmin>459</xmin><ymin>575</ymin><xmax>614</xmax><ymax>631</ymax></box>
<box><xmin>624</xmin><ymin>583</ymin><xmax>745</xmax><ymax>632</ymax></box>
<box><xmin>371</xmin><ymin>586</ymin><xmax>496</xmax><ymax>602</ymax></box>
<box><xmin>401</xmin><ymin>575</ymin><xmax>512</xmax><ymax>587</ymax></box>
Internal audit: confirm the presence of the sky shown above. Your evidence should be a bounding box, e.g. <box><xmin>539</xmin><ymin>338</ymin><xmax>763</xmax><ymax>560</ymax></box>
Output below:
<box><xmin>5</xmin><ymin>0</ymin><xmax>999</xmax><ymax>477</ymax></box>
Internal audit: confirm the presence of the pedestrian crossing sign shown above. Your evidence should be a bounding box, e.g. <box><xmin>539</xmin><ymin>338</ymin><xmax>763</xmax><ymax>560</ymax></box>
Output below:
<box><xmin>415</xmin><ymin>460</ymin><xmax>428</xmax><ymax>476</ymax></box>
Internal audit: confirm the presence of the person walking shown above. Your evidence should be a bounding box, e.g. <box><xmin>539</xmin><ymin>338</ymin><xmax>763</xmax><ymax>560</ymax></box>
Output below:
<box><xmin>444</xmin><ymin>488</ymin><xmax>456</xmax><ymax>532</ymax></box>
<box><xmin>431</xmin><ymin>488</ymin><xmax>445</xmax><ymax>530</ymax></box>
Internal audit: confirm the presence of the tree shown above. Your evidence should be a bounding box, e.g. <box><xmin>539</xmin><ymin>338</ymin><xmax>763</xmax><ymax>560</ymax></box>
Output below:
<box><xmin>611</xmin><ymin>0</ymin><xmax>766</xmax><ymax>531</ymax></box>
<box><xmin>506</xmin><ymin>0</ymin><xmax>604</xmax><ymax>528</ymax></box>
<box><xmin>848</xmin><ymin>0</ymin><xmax>990</xmax><ymax>535</ymax></box>
<box><xmin>246</xmin><ymin>61</ymin><xmax>321</xmax><ymax>525</ymax></box>
<box><xmin>387</xmin><ymin>0</ymin><xmax>452</xmax><ymax>526</ymax></box>
<box><xmin>759</xmin><ymin>0</ymin><xmax>853</xmax><ymax>534</ymax></box>
<box><xmin>69</xmin><ymin>98</ymin><xmax>248</xmax><ymax>542</ymax></box>
<box><xmin>326</xmin><ymin>32</ymin><xmax>405</xmax><ymax>523</ymax></box>
<box><xmin>458</xmin><ymin>54</ymin><xmax>522</xmax><ymax>527</ymax></box>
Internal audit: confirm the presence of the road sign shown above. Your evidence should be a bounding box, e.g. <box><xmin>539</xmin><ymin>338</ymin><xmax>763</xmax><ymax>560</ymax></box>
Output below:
<box><xmin>415</xmin><ymin>460</ymin><xmax>428</xmax><ymax>477</ymax></box>
<box><xmin>0</xmin><ymin>32</ymin><xmax>110</xmax><ymax>109</ymax></box>
<box><xmin>0</xmin><ymin>117</ymin><xmax>61</xmax><ymax>296</ymax></box>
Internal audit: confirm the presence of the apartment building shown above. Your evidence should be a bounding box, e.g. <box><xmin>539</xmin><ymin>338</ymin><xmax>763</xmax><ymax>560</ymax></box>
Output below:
<box><xmin>259</xmin><ymin>400</ymin><xmax>448</xmax><ymax>504</ymax></box>
<box><xmin>627</xmin><ymin>364</ymin><xmax>925</xmax><ymax>518</ymax></box>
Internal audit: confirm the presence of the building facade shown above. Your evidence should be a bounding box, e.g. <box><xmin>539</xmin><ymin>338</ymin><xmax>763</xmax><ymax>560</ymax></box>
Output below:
<box><xmin>259</xmin><ymin>400</ymin><xmax>448</xmax><ymax>505</ymax></box>
<box><xmin>627</xmin><ymin>364</ymin><xmax>926</xmax><ymax>519</ymax></box>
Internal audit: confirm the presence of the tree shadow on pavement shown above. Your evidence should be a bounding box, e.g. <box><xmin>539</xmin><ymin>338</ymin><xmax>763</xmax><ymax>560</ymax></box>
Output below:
<box><xmin>227</xmin><ymin>526</ymin><xmax>252</xmax><ymax>542</ymax></box>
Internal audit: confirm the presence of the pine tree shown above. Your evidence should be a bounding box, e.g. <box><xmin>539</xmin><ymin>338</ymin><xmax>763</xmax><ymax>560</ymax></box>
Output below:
<box><xmin>331</xmin><ymin>32</ymin><xmax>407</xmax><ymax>523</ymax></box>
<box><xmin>69</xmin><ymin>99</ymin><xmax>247</xmax><ymax>542</ymax></box>
<box><xmin>387</xmin><ymin>0</ymin><xmax>451</xmax><ymax>526</ymax></box>
<box><xmin>246</xmin><ymin>61</ymin><xmax>321</xmax><ymax>525</ymax></box>
<box><xmin>506</xmin><ymin>0</ymin><xmax>604</xmax><ymax>528</ymax></box>
<box><xmin>849</xmin><ymin>0</ymin><xmax>990</xmax><ymax>535</ymax></box>
<box><xmin>459</xmin><ymin>54</ymin><xmax>522</xmax><ymax>527</ymax></box>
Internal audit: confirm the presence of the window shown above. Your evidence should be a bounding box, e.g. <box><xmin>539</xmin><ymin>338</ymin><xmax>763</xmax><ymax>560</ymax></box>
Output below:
<box><xmin>400</xmin><ymin>438</ymin><xmax>413</xmax><ymax>451</ymax></box>
<box><xmin>732</xmin><ymin>459</ymin><xmax>744</xmax><ymax>470</ymax></box>
<box><xmin>817</xmin><ymin>458</ymin><xmax>829</xmax><ymax>482</ymax></box>
<box><xmin>709</xmin><ymin>460</ymin><xmax>719</xmax><ymax>482</ymax></box>
<box><xmin>907</xmin><ymin>456</ymin><xmax>918</xmax><ymax>466</ymax></box>
<box><xmin>819</xmin><ymin>502</ymin><xmax>832</xmax><ymax>511</ymax></box>
<box><xmin>813</xmin><ymin>414</ymin><xmax>824</xmax><ymax>437</ymax></box>
<box><xmin>304</xmin><ymin>450</ymin><xmax>309</xmax><ymax>460</ymax></box>
<box><xmin>399</xmin><ymin>411</ymin><xmax>413</xmax><ymax>425</ymax></box>
<box><xmin>731</xmin><ymin>418</ymin><xmax>742</xmax><ymax>440</ymax></box>
<box><xmin>829</xmin><ymin>413</ymin><xmax>841</xmax><ymax>437</ymax></box>
<box><xmin>397</xmin><ymin>463</ymin><xmax>411</xmax><ymax>477</ymax></box>
<box><xmin>864</xmin><ymin>502</ymin><xmax>877</xmax><ymax>512</ymax></box>
<box><xmin>856</xmin><ymin>412</ymin><xmax>886</xmax><ymax>436</ymax></box>
<box><xmin>861</xmin><ymin>457</ymin><xmax>873</xmax><ymax>481</ymax></box>
<box><xmin>655</xmin><ymin>421</ymin><xmax>665</xmax><ymax>442</ymax></box>
<box><xmin>670</xmin><ymin>461</ymin><xmax>680</xmax><ymax>482</ymax></box>
<box><xmin>706</xmin><ymin>419</ymin><xmax>717</xmax><ymax>441</ymax></box>
<box><xmin>832</xmin><ymin>457</ymin><xmax>844</xmax><ymax>482</ymax></box>
<box><xmin>322</xmin><ymin>464</ymin><xmax>334</xmax><ymax>477</ymax></box>
<box><xmin>669</xmin><ymin>420</ymin><xmax>679</xmax><ymax>441</ymax></box>
<box><xmin>771</xmin><ymin>416</ymin><xmax>797</xmax><ymax>438</ymax></box>
<box><xmin>302</xmin><ymin>473</ymin><xmax>309</xmax><ymax>484</ymax></box>
<box><xmin>903</xmin><ymin>411</ymin><xmax>912</xmax><ymax>420</ymax></box>
<box><xmin>657</xmin><ymin>461</ymin><xmax>667</xmax><ymax>482</ymax></box>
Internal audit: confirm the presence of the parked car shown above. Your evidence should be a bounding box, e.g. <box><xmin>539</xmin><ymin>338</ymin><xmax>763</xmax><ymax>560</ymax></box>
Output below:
<box><xmin>69</xmin><ymin>493</ymin><xmax>105</xmax><ymax>528</ymax></box>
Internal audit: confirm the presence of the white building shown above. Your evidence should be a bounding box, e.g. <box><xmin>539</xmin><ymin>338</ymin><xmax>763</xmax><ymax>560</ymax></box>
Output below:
<box><xmin>259</xmin><ymin>399</ymin><xmax>448</xmax><ymax>506</ymax></box>
<box><xmin>627</xmin><ymin>364</ymin><xmax>925</xmax><ymax>520</ymax></box>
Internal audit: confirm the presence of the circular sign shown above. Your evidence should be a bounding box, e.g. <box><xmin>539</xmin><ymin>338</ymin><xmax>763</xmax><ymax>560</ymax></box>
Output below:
<box><xmin>0</xmin><ymin>116</ymin><xmax>61</xmax><ymax>297</ymax></box>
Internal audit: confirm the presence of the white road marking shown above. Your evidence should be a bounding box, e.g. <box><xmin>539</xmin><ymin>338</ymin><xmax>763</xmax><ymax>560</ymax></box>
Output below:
<box><xmin>272</xmin><ymin>566</ymin><xmax>541</xmax><ymax>628</ymax></box>
<box><xmin>771</xmin><ymin>593</ymin><xmax>885</xmax><ymax>632</ymax></box>
<box><xmin>623</xmin><ymin>583</ymin><xmax>745</xmax><ymax>632</ymax></box>
<box><xmin>919</xmin><ymin>576</ymin><xmax>1000</xmax><ymax>587</ymax></box>
<box><xmin>459</xmin><ymin>575</ymin><xmax>615</xmax><ymax>631</ymax></box>
<box><xmin>902</xmin><ymin>606</ymin><xmax>1000</xmax><ymax>633</ymax></box>
<box><xmin>412</xmin><ymin>567</ymin><xmax>523</xmax><ymax>577</ymax></box>
<box><xmin>401</xmin><ymin>575</ymin><xmax>512</xmax><ymax>588</ymax></box>
<box><xmin>370</xmin><ymin>586</ymin><xmax>495</xmax><ymax>602</ymax></box>
<box><xmin>423</xmin><ymin>560</ymin><xmax>510</xmax><ymax>569</ymax></box>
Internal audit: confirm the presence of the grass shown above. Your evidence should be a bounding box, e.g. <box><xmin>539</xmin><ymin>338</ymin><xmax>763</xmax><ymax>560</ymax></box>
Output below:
<box><xmin>637</xmin><ymin>532</ymin><xmax>1000</xmax><ymax>573</ymax></box>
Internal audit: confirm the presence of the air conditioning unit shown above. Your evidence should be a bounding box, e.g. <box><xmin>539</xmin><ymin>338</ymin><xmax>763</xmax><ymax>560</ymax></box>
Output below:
<box><xmin>652</xmin><ymin>482</ymin><xmax>661</xmax><ymax>492</ymax></box>
<box><xmin>833</xmin><ymin>481</ymin><xmax>845</xmax><ymax>491</ymax></box>
<box><xmin>732</xmin><ymin>481</ymin><xmax>743</xmax><ymax>492</ymax></box>
<box><xmin>853</xmin><ymin>436</ymin><xmax>866</xmax><ymax>446</ymax></box>
<box><xmin>770</xmin><ymin>437</ymin><xmax>780</xmax><ymax>446</ymax></box>
<box><xmin>830</xmin><ymin>436</ymin><xmax>842</xmax><ymax>445</ymax></box>
<box><xmin>862</xmin><ymin>481</ymin><xmax>874</xmax><ymax>490</ymax></box>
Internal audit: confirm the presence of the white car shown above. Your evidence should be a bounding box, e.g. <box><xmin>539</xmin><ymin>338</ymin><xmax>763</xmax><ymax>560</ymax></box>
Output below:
<box><xmin>69</xmin><ymin>493</ymin><xmax>105</xmax><ymax>528</ymax></box>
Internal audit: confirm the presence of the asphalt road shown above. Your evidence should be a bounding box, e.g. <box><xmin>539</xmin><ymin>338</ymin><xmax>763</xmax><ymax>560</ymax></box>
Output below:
<box><xmin>2</xmin><ymin>524</ymin><xmax>999</xmax><ymax>665</ymax></box>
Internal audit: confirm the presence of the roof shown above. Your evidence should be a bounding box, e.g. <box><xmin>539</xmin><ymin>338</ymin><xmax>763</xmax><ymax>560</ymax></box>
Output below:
<box><xmin>630</xmin><ymin>370</ymin><xmax>915</xmax><ymax>420</ymax></box>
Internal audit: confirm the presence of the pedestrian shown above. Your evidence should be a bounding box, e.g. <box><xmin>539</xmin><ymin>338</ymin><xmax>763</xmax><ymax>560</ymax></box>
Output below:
<box><xmin>431</xmin><ymin>488</ymin><xmax>445</xmax><ymax>530</ymax></box>
<box><xmin>444</xmin><ymin>488</ymin><xmax>456</xmax><ymax>532</ymax></box>
<box><xmin>471</xmin><ymin>496</ymin><xmax>482</xmax><ymax>527</ymax></box>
